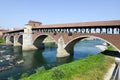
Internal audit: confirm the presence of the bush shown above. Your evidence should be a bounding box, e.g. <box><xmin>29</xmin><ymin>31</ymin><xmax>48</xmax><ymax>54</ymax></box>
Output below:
<box><xmin>51</xmin><ymin>68</ymin><xmax>65</xmax><ymax>80</ymax></box>
<box><xmin>20</xmin><ymin>73</ymin><xmax>29</xmax><ymax>78</ymax></box>
<box><xmin>35</xmin><ymin>66</ymin><xmax>46</xmax><ymax>73</ymax></box>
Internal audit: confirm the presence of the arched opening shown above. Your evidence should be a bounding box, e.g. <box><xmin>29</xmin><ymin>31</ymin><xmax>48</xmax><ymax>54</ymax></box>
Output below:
<box><xmin>65</xmin><ymin>37</ymin><xmax>86</xmax><ymax>55</ymax></box>
<box><xmin>3</xmin><ymin>36</ymin><xmax>7</xmax><ymax>40</ymax></box>
<box><xmin>10</xmin><ymin>36</ymin><xmax>14</xmax><ymax>44</ymax></box>
<box><xmin>18</xmin><ymin>35</ymin><xmax>23</xmax><ymax>45</ymax></box>
<box><xmin>33</xmin><ymin>34</ymin><xmax>57</xmax><ymax>49</ymax></box>
<box><xmin>65</xmin><ymin>35</ymin><xmax>120</xmax><ymax>58</ymax></box>
<box><xmin>33</xmin><ymin>35</ymin><xmax>47</xmax><ymax>49</ymax></box>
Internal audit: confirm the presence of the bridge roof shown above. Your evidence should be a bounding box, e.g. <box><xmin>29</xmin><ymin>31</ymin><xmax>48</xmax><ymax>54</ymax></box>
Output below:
<box><xmin>38</xmin><ymin>20</ymin><xmax>120</xmax><ymax>28</ymax></box>
<box><xmin>0</xmin><ymin>29</ymin><xmax>9</xmax><ymax>32</ymax></box>
<box><xmin>3</xmin><ymin>29</ymin><xmax>24</xmax><ymax>33</ymax></box>
<box><xmin>3</xmin><ymin>20</ymin><xmax>120</xmax><ymax>33</ymax></box>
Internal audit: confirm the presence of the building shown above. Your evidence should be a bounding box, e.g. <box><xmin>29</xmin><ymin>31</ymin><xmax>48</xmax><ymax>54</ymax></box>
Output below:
<box><xmin>0</xmin><ymin>29</ymin><xmax>9</xmax><ymax>38</ymax></box>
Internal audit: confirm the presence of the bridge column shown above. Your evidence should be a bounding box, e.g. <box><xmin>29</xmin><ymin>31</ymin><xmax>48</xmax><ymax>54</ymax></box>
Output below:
<box><xmin>22</xmin><ymin>25</ymin><xmax>37</xmax><ymax>51</ymax></box>
<box><xmin>6</xmin><ymin>36</ymin><xmax>12</xmax><ymax>45</ymax></box>
<box><xmin>56</xmin><ymin>36</ymin><xmax>70</xmax><ymax>57</ymax></box>
<box><xmin>14</xmin><ymin>35</ymin><xmax>21</xmax><ymax>46</ymax></box>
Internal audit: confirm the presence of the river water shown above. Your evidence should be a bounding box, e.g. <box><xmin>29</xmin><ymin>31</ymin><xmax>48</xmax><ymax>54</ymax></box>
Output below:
<box><xmin>0</xmin><ymin>39</ymin><xmax>105</xmax><ymax>80</ymax></box>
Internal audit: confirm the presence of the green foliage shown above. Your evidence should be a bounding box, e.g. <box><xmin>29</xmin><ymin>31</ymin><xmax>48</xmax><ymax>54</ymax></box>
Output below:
<box><xmin>51</xmin><ymin>68</ymin><xmax>65</xmax><ymax>80</ymax></box>
<box><xmin>20</xmin><ymin>73</ymin><xmax>29</xmax><ymax>78</ymax></box>
<box><xmin>35</xmin><ymin>66</ymin><xmax>46</xmax><ymax>73</ymax></box>
<box><xmin>107</xmin><ymin>45</ymin><xmax>115</xmax><ymax>51</ymax></box>
<box><xmin>43</xmin><ymin>36</ymin><xmax>55</xmax><ymax>42</ymax></box>
<box><xmin>0</xmin><ymin>38</ymin><xmax>5</xmax><ymax>43</ymax></box>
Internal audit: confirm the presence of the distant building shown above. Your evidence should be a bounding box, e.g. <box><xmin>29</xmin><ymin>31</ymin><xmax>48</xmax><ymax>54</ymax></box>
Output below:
<box><xmin>0</xmin><ymin>29</ymin><xmax>9</xmax><ymax>38</ymax></box>
<box><xmin>28</xmin><ymin>20</ymin><xmax>42</xmax><ymax>27</ymax></box>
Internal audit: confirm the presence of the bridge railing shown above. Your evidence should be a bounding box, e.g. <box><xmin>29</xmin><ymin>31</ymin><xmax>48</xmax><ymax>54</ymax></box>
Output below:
<box><xmin>32</xmin><ymin>27</ymin><xmax>120</xmax><ymax>35</ymax></box>
<box><xmin>4</xmin><ymin>27</ymin><xmax>120</xmax><ymax>35</ymax></box>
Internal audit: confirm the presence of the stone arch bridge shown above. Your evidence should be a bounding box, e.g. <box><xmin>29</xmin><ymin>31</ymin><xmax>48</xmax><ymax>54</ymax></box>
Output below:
<box><xmin>3</xmin><ymin>20</ymin><xmax>120</xmax><ymax>57</ymax></box>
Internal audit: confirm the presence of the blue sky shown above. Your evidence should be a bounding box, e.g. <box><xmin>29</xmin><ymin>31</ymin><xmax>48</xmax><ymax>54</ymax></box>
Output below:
<box><xmin>0</xmin><ymin>0</ymin><xmax>120</xmax><ymax>29</ymax></box>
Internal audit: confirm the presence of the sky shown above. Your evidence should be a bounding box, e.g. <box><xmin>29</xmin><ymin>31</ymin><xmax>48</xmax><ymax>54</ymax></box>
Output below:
<box><xmin>0</xmin><ymin>0</ymin><xmax>120</xmax><ymax>29</ymax></box>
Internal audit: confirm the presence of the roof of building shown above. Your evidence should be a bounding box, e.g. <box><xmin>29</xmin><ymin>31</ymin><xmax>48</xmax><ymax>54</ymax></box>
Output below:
<box><xmin>29</xmin><ymin>20</ymin><xmax>42</xmax><ymax>24</ymax></box>
<box><xmin>0</xmin><ymin>29</ymin><xmax>8</xmax><ymax>31</ymax></box>
<box><xmin>38</xmin><ymin>20</ymin><xmax>120</xmax><ymax>28</ymax></box>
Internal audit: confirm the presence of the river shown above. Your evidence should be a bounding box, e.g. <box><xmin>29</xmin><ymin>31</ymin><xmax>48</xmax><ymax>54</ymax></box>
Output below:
<box><xmin>0</xmin><ymin>39</ymin><xmax>105</xmax><ymax>80</ymax></box>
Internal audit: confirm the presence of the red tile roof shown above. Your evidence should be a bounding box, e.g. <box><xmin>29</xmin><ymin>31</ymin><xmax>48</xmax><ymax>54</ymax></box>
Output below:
<box><xmin>4</xmin><ymin>20</ymin><xmax>120</xmax><ymax>33</ymax></box>
<box><xmin>37</xmin><ymin>20</ymin><xmax>120</xmax><ymax>28</ymax></box>
<box><xmin>3</xmin><ymin>29</ymin><xmax>24</xmax><ymax>33</ymax></box>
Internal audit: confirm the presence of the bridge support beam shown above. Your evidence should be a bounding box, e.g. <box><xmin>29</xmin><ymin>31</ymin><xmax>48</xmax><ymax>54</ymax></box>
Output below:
<box><xmin>56</xmin><ymin>36</ymin><xmax>70</xmax><ymax>57</ymax></box>
<box><xmin>22</xmin><ymin>25</ymin><xmax>37</xmax><ymax>51</ymax></box>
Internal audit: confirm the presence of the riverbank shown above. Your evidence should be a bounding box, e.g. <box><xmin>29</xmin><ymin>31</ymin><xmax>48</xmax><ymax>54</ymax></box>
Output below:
<box><xmin>20</xmin><ymin>49</ymin><xmax>115</xmax><ymax>80</ymax></box>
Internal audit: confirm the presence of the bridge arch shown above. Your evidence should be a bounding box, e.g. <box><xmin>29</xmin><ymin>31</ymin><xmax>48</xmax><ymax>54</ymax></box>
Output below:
<box><xmin>65</xmin><ymin>35</ymin><xmax>119</xmax><ymax>55</ymax></box>
<box><xmin>9</xmin><ymin>36</ymin><xmax>14</xmax><ymax>44</ymax></box>
<box><xmin>18</xmin><ymin>35</ymin><xmax>23</xmax><ymax>45</ymax></box>
<box><xmin>2</xmin><ymin>35</ymin><xmax>7</xmax><ymax>40</ymax></box>
<box><xmin>33</xmin><ymin>33</ymin><xmax>57</xmax><ymax>49</ymax></box>
<box><xmin>3</xmin><ymin>35</ymin><xmax>7</xmax><ymax>41</ymax></box>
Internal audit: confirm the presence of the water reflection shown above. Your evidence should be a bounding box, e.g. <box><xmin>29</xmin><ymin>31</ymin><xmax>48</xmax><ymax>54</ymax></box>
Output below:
<box><xmin>14</xmin><ymin>46</ymin><xmax>22</xmax><ymax>58</ymax></box>
<box><xmin>23</xmin><ymin>51</ymin><xmax>37</xmax><ymax>69</ymax></box>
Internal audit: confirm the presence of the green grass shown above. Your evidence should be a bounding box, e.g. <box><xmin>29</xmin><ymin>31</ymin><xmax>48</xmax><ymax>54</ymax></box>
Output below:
<box><xmin>107</xmin><ymin>45</ymin><xmax>116</xmax><ymax>51</ymax></box>
<box><xmin>20</xmin><ymin>53</ymin><xmax>114</xmax><ymax>80</ymax></box>
<box><xmin>0</xmin><ymin>38</ymin><xmax>5</xmax><ymax>43</ymax></box>
<box><xmin>43</xmin><ymin>36</ymin><xmax>55</xmax><ymax>42</ymax></box>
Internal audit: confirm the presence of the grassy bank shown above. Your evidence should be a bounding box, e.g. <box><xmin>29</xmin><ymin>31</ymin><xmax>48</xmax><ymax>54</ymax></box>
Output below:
<box><xmin>0</xmin><ymin>38</ymin><xmax>5</xmax><ymax>43</ymax></box>
<box><xmin>20</xmin><ymin>52</ymin><xmax>114</xmax><ymax>80</ymax></box>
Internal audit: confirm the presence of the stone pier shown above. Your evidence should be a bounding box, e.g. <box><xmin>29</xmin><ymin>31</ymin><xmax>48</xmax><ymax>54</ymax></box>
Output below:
<box><xmin>22</xmin><ymin>25</ymin><xmax>37</xmax><ymax>51</ymax></box>
<box><xmin>6</xmin><ymin>36</ymin><xmax>13</xmax><ymax>45</ymax></box>
<box><xmin>14</xmin><ymin>36</ymin><xmax>21</xmax><ymax>46</ymax></box>
<box><xmin>56</xmin><ymin>36</ymin><xmax>70</xmax><ymax>57</ymax></box>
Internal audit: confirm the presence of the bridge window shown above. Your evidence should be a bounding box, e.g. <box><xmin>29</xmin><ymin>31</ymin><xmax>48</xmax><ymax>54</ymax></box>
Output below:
<box><xmin>85</xmin><ymin>28</ymin><xmax>89</xmax><ymax>33</ymax></box>
<box><xmin>80</xmin><ymin>28</ymin><xmax>84</xmax><ymax>33</ymax></box>
<box><xmin>114</xmin><ymin>28</ymin><xmax>119</xmax><ymax>34</ymax></box>
<box><xmin>39</xmin><ymin>29</ymin><xmax>41</xmax><ymax>32</ymax></box>
<box><xmin>101</xmin><ymin>28</ymin><xmax>106</xmax><ymax>34</ymax></box>
<box><xmin>73</xmin><ymin>28</ymin><xmax>77</xmax><ymax>33</ymax></box>
<box><xmin>57</xmin><ymin>29</ymin><xmax>59</xmax><ymax>32</ymax></box>
<box><xmin>91</xmin><ymin>28</ymin><xmax>96</xmax><ymax>33</ymax></box>
<box><xmin>95</xmin><ymin>28</ymin><xmax>100</xmax><ymax>33</ymax></box>
<box><xmin>106</xmin><ymin>28</ymin><xmax>112</xmax><ymax>34</ymax></box>
<box><xmin>66</xmin><ymin>29</ymin><xmax>69</xmax><ymax>33</ymax></box>
<box><xmin>69</xmin><ymin>29</ymin><xmax>73</xmax><ymax>33</ymax></box>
